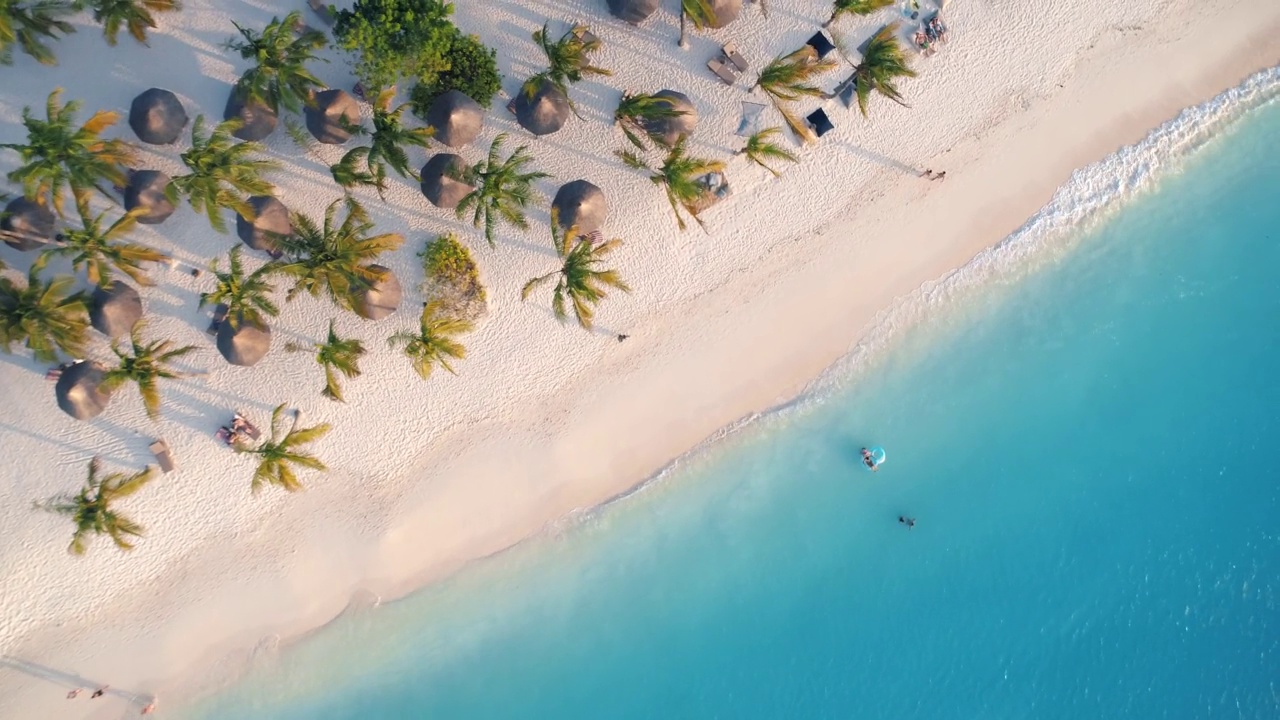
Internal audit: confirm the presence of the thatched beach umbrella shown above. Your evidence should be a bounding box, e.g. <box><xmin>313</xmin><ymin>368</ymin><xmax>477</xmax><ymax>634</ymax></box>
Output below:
<box><xmin>128</xmin><ymin>88</ymin><xmax>189</xmax><ymax>145</ymax></box>
<box><xmin>512</xmin><ymin>78</ymin><xmax>571</xmax><ymax>137</ymax></box>
<box><xmin>425</xmin><ymin>90</ymin><xmax>484</xmax><ymax>148</ymax></box>
<box><xmin>224</xmin><ymin>91</ymin><xmax>278</xmax><ymax>141</ymax></box>
<box><xmin>607</xmin><ymin>0</ymin><xmax>659</xmax><ymax>24</ymax></box>
<box><xmin>216</xmin><ymin>315</ymin><xmax>271</xmax><ymax>367</ymax></box>
<box><xmin>707</xmin><ymin>0</ymin><xmax>743</xmax><ymax>28</ymax></box>
<box><xmin>643</xmin><ymin>90</ymin><xmax>698</xmax><ymax>148</ymax></box>
<box><xmin>89</xmin><ymin>280</ymin><xmax>143</xmax><ymax>339</ymax></box>
<box><xmin>55</xmin><ymin>361</ymin><xmax>112</xmax><ymax>420</ymax></box>
<box><xmin>419</xmin><ymin>153</ymin><xmax>474</xmax><ymax>210</ymax></box>
<box><xmin>354</xmin><ymin>264</ymin><xmax>402</xmax><ymax>321</ymax></box>
<box><xmin>552</xmin><ymin>180</ymin><xmax>608</xmax><ymax>236</ymax></box>
<box><xmin>235</xmin><ymin>195</ymin><xmax>291</xmax><ymax>257</ymax></box>
<box><xmin>1</xmin><ymin>197</ymin><xmax>55</xmax><ymax>251</ymax></box>
<box><xmin>305</xmin><ymin>89</ymin><xmax>361</xmax><ymax>144</ymax></box>
<box><xmin>123</xmin><ymin>170</ymin><xmax>175</xmax><ymax>225</ymax></box>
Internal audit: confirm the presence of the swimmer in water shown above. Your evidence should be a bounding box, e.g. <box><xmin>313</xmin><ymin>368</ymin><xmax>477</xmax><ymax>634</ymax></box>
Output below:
<box><xmin>898</xmin><ymin>516</ymin><xmax>916</xmax><ymax>529</ymax></box>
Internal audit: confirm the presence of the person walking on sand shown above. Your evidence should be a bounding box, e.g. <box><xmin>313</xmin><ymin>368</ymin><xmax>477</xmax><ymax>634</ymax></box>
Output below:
<box><xmin>66</xmin><ymin>688</ymin><xmax>82</xmax><ymax>699</ymax></box>
<box><xmin>91</xmin><ymin>686</ymin><xmax>108</xmax><ymax>699</ymax></box>
<box><xmin>616</xmin><ymin>334</ymin><xmax>629</xmax><ymax>342</ymax></box>
<box><xmin>141</xmin><ymin>699</ymin><xmax>157</xmax><ymax>715</ymax></box>
<box><xmin>921</xmin><ymin>169</ymin><xmax>935</xmax><ymax>179</ymax></box>
<box><xmin>931</xmin><ymin>171</ymin><xmax>947</xmax><ymax>181</ymax></box>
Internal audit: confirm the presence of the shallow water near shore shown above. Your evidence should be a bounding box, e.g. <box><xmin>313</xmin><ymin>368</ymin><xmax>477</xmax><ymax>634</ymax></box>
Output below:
<box><xmin>184</xmin><ymin>99</ymin><xmax>1280</xmax><ymax>719</ymax></box>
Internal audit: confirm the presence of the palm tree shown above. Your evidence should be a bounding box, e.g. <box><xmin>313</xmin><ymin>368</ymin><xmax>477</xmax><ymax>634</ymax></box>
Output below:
<box><xmin>753</xmin><ymin>46</ymin><xmax>838</xmax><ymax>141</ymax></box>
<box><xmin>224</xmin><ymin>10</ymin><xmax>326</xmax><ymax>113</ymax></box>
<box><xmin>167</xmin><ymin>116</ymin><xmax>279</xmax><ymax>233</ymax></box>
<box><xmin>614</xmin><ymin>91</ymin><xmax>689</xmax><ymax>151</ymax></box>
<box><xmin>200</xmin><ymin>245</ymin><xmax>280</xmax><ymax>329</ymax></box>
<box><xmin>287</xmin><ymin>319</ymin><xmax>365</xmax><ymax>402</ymax></box>
<box><xmin>0</xmin><ymin>0</ymin><xmax>76</xmax><ymax>65</ymax></box>
<box><xmin>236</xmin><ymin>403</ymin><xmax>330</xmax><ymax>493</ymax></box>
<box><xmin>100</xmin><ymin>320</ymin><xmax>197</xmax><ymax>419</ymax></box>
<box><xmin>86</xmin><ymin>0</ymin><xmax>181</xmax><ymax>47</ymax></box>
<box><xmin>736</xmin><ymin>127</ymin><xmax>799</xmax><ymax>177</ymax></box>
<box><xmin>37</xmin><ymin>458</ymin><xmax>155</xmax><ymax>554</ymax></box>
<box><xmin>1</xmin><ymin>89</ymin><xmax>136</xmax><ymax>216</ymax></box>
<box><xmin>332</xmin><ymin>88</ymin><xmax>433</xmax><ymax>197</ymax></box>
<box><xmin>41</xmin><ymin>206</ymin><xmax>166</xmax><ymax>287</ymax></box>
<box><xmin>329</xmin><ymin>147</ymin><xmax>381</xmax><ymax>195</ymax></box>
<box><xmin>848</xmin><ymin>23</ymin><xmax>916</xmax><ymax>117</ymax></box>
<box><xmin>678</xmin><ymin>0</ymin><xmax>716</xmax><ymax>48</ymax></box>
<box><xmin>277</xmin><ymin>197</ymin><xmax>403</xmax><ymax>310</ymax></box>
<box><xmin>528</xmin><ymin>22</ymin><xmax>610</xmax><ymax>101</ymax></box>
<box><xmin>457</xmin><ymin>133</ymin><xmax>550</xmax><ymax>247</ymax></box>
<box><xmin>0</xmin><ymin>265</ymin><xmax>88</xmax><ymax>362</ymax></box>
<box><xmin>522</xmin><ymin>211</ymin><xmax>630</xmax><ymax>330</ymax></box>
<box><xmin>617</xmin><ymin>140</ymin><xmax>724</xmax><ymax>232</ymax></box>
<box><xmin>823</xmin><ymin>0</ymin><xmax>893</xmax><ymax>28</ymax></box>
<box><xmin>388</xmin><ymin>301</ymin><xmax>471</xmax><ymax>380</ymax></box>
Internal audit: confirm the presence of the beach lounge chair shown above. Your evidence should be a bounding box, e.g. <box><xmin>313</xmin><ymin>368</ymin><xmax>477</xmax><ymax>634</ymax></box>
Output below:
<box><xmin>206</xmin><ymin>303</ymin><xmax>228</xmax><ymax>336</ymax></box>
<box><xmin>806</xmin><ymin>31</ymin><xmax>837</xmax><ymax>60</ymax></box>
<box><xmin>708</xmin><ymin>57</ymin><xmax>739</xmax><ymax>85</ymax></box>
<box><xmin>149</xmin><ymin>439</ymin><xmax>177</xmax><ymax>473</ymax></box>
<box><xmin>806</xmin><ymin>108</ymin><xmax>835</xmax><ymax>138</ymax></box>
<box><xmin>736</xmin><ymin>101</ymin><xmax>767</xmax><ymax>137</ymax></box>
<box><xmin>722</xmin><ymin>42</ymin><xmax>749</xmax><ymax>73</ymax></box>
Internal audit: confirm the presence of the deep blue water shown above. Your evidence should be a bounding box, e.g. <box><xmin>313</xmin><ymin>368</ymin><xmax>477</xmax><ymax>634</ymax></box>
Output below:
<box><xmin>186</xmin><ymin>94</ymin><xmax>1279</xmax><ymax>719</ymax></box>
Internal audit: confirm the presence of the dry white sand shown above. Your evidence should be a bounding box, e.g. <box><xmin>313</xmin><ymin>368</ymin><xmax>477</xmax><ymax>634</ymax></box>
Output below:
<box><xmin>0</xmin><ymin>0</ymin><xmax>1276</xmax><ymax>716</ymax></box>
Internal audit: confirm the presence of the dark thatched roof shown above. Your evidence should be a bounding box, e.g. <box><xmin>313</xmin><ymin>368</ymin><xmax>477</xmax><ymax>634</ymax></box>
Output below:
<box><xmin>708</xmin><ymin>0</ymin><xmax>743</xmax><ymax>28</ymax></box>
<box><xmin>607</xmin><ymin>0</ymin><xmax>659</xmax><ymax>24</ymax></box>
<box><xmin>55</xmin><ymin>361</ymin><xmax>112</xmax><ymax>421</ymax></box>
<box><xmin>419</xmin><ymin>153</ymin><xmax>474</xmax><ymax>210</ymax></box>
<box><xmin>235</xmin><ymin>196</ymin><xmax>291</xmax><ymax>257</ymax></box>
<box><xmin>89</xmin><ymin>280</ymin><xmax>143</xmax><ymax>339</ymax></box>
<box><xmin>1</xmin><ymin>197</ymin><xmax>55</xmax><ymax>251</ymax></box>
<box><xmin>425</xmin><ymin>90</ymin><xmax>484</xmax><ymax>148</ymax></box>
<box><xmin>129</xmin><ymin>88</ymin><xmax>189</xmax><ymax>145</ymax></box>
<box><xmin>642</xmin><ymin>90</ymin><xmax>698</xmax><ymax>148</ymax></box>
<box><xmin>512</xmin><ymin>78</ymin><xmax>571</xmax><ymax>137</ymax></box>
<box><xmin>305</xmin><ymin>89</ymin><xmax>361</xmax><ymax>144</ymax></box>
<box><xmin>123</xmin><ymin>170</ymin><xmax>175</xmax><ymax>225</ymax></box>
<box><xmin>216</xmin><ymin>315</ymin><xmax>272</xmax><ymax>367</ymax></box>
<box><xmin>551</xmin><ymin>180</ymin><xmax>608</xmax><ymax>236</ymax></box>
<box><xmin>224</xmin><ymin>90</ymin><xmax>278</xmax><ymax>141</ymax></box>
<box><xmin>354</xmin><ymin>264</ymin><xmax>402</xmax><ymax>321</ymax></box>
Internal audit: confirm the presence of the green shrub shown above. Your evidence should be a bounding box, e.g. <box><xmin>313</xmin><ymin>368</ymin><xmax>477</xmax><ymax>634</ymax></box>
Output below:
<box><xmin>332</xmin><ymin>0</ymin><xmax>456</xmax><ymax>93</ymax></box>
<box><xmin>410</xmin><ymin>33</ymin><xmax>501</xmax><ymax>115</ymax></box>
<box><xmin>419</xmin><ymin>233</ymin><xmax>487</xmax><ymax>320</ymax></box>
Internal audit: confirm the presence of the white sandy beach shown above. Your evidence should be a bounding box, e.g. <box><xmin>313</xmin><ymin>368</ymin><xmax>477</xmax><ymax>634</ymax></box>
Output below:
<box><xmin>0</xmin><ymin>0</ymin><xmax>1277</xmax><ymax>715</ymax></box>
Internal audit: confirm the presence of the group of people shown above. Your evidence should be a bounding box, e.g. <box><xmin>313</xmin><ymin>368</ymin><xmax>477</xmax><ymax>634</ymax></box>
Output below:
<box><xmin>66</xmin><ymin>685</ymin><xmax>155</xmax><ymax>714</ymax></box>
<box><xmin>860</xmin><ymin>447</ymin><xmax>917</xmax><ymax>530</ymax></box>
<box><xmin>216</xmin><ymin>414</ymin><xmax>257</xmax><ymax>447</ymax></box>
<box><xmin>913</xmin><ymin>15</ymin><xmax>950</xmax><ymax>55</ymax></box>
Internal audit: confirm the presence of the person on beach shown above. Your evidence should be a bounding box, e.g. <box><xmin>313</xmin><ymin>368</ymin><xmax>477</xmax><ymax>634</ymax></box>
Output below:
<box><xmin>932</xmin><ymin>171</ymin><xmax>947</xmax><ymax>181</ymax></box>
<box><xmin>91</xmin><ymin>686</ymin><xmax>108</xmax><ymax>698</ymax></box>
<box><xmin>617</xmin><ymin>334</ymin><xmax>629</xmax><ymax>342</ymax></box>
<box><xmin>141</xmin><ymin>700</ymin><xmax>157</xmax><ymax>714</ymax></box>
<box><xmin>921</xmin><ymin>168</ymin><xmax>935</xmax><ymax>179</ymax></box>
<box><xmin>898</xmin><ymin>516</ymin><xmax>916</xmax><ymax>529</ymax></box>
<box><xmin>66</xmin><ymin>688</ymin><xmax>82</xmax><ymax>699</ymax></box>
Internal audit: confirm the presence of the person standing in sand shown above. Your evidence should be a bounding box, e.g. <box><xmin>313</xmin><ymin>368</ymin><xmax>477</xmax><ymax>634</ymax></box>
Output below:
<box><xmin>66</xmin><ymin>688</ymin><xmax>82</xmax><ymax>699</ymax></box>
<box><xmin>91</xmin><ymin>685</ymin><xmax>108</xmax><ymax>698</ymax></box>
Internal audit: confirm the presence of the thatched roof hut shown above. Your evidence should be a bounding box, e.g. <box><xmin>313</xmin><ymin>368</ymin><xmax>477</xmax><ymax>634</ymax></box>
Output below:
<box><xmin>55</xmin><ymin>361</ymin><xmax>112</xmax><ymax>421</ymax></box>
<box><xmin>123</xmin><ymin>170</ymin><xmax>175</xmax><ymax>225</ymax></box>
<box><xmin>305</xmin><ymin>89</ymin><xmax>361</xmax><ymax>144</ymax></box>
<box><xmin>708</xmin><ymin>0</ymin><xmax>743</xmax><ymax>28</ymax></box>
<box><xmin>607</xmin><ymin>0</ymin><xmax>659</xmax><ymax>24</ymax></box>
<box><xmin>129</xmin><ymin>88</ymin><xmax>189</xmax><ymax>145</ymax></box>
<box><xmin>1</xmin><ymin>197</ymin><xmax>55</xmax><ymax>251</ymax></box>
<box><xmin>419</xmin><ymin>154</ymin><xmax>474</xmax><ymax>210</ymax></box>
<box><xmin>551</xmin><ymin>180</ymin><xmax>608</xmax><ymax>236</ymax></box>
<box><xmin>512</xmin><ymin>78</ymin><xmax>571</xmax><ymax>137</ymax></box>
<box><xmin>89</xmin><ymin>280</ymin><xmax>143</xmax><ymax>339</ymax></box>
<box><xmin>425</xmin><ymin>90</ymin><xmax>484</xmax><ymax>148</ymax></box>
<box><xmin>216</xmin><ymin>315</ymin><xmax>272</xmax><ymax>367</ymax></box>
<box><xmin>224</xmin><ymin>90</ymin><xmax>278</xmax><ymax>141</ymax></box>
<box><xmin>643</xmin><ymin>90</ymin><xmax>698</xmax><ymax>148</ymax></box>
<box><xmin>354</xmin><ymin>264</ymin><xmax>402</xmax><ymax>321</ymax></box>
<box><xmin>235</xmin><ymin>196</ymin><xmax>291</xmax><ymax>257</ymax></box>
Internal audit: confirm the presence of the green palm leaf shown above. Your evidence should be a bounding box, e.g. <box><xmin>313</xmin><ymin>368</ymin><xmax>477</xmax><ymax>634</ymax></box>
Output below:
<box><xmin>455</xmin><ymin>134</ymin><xmax>550</xmax><ymax>247</ymax></box>
<box><xmin>737</xmin><ymin>126</ymin><xmax>799</xmax><ymax>177</ymax></box>
<box><xmin>277</xmin><ymin>197</ymin><xmax>403</xmax><ymax>310</ymax></box>
<box><xmin>0</xmin><ymin>264</ymin><xmax>88</xmax><ymax>362</ymax></box>
<box><xmin>0</xmin><ymin>0</ymin><xmax>76</xmax><ymax>65</ymax></box>
<box><xmin>614</xmin><ymin>92</ymin><xmax>691</xmax><ymax>151</ymax></box>
<box><xmin>99</xmin><ymin>320</ymin><xmax>197</xmax><ymax>419</ymax></box>
<box><xmin>236</xmin><ymin>403</ymin><xmax>330</xmax><ymax>493</ymax></box>
<box><xmin>388</xmin><ymin>301</ymin><xmax>472</xmax><ymax>380</ymax></box>
<box><xmin>41</xmin><ymin>205</ymin><xmax>165</xmax><ymax>287</ymax></box>
<box><xmin>523</xmin><ymin>210</ymin><xmax>631</xmax><ymax>330</ymax></box>
<box><xmin>289</xmin><ymin>318</ymin><xmax>366</xmax><ymax>402</ymax></box>
<box><xmin>88</xmin><ymin>0</ymin><xmax>182</xmax><ymax>47</ymax></box>
<box><xmin>36</xmin><ymin>458</ymin><xmax>155</xmax><ymax>555</ymax></box>
<box><xmin>201</xmin><ymin>245</ymin><xmax>280</xmax><ymax>328</ymax></box>
<box><xmin>850</xmin><ymin>23</ymin><xmax>916</xmax><ymax>117</ymax></box>
<box><xmin>753</xmin><ymin>47</ymin><xmax>838</xmax><ymax>142</ymax></box>
<box><xmin>224</xmin><ymin>11</ymin><xmax>327</xmax><ymax>113</ymax></box>
<box><xmin>824</xmin><ymin>0</ymin><xmax>894</xmax><ymax>28</ymax></box>
<box><xmin>168</xmin><ymin>116</ymin><xmax>280</xmax><ymax>233</ymax></box>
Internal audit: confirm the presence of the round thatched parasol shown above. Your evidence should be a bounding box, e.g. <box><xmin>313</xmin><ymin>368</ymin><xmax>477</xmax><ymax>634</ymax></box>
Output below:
<box><xmin>425</xmin><ymin>90</ymin><xmax>484</xmax><ymax>148</ymax></box>
<box><xmin>642</xmin><ymin>90</ymin><xmax>698</xmax><ymax>148</ymax></box>
<box><xmin>607</xmin><ymin>0</ymin><xmax>659</xmax><ymax>24</ymax></box>
<box><xmin>89</xmin><ymin>280</ymin><xmax>143</xmax><ymax>339</ymax></box>
<box><xmin>551</xmin><ymin>180</ymin><xmax>608</xmax><ymax>236</ymax></box>
<box><xmin>1</xmin><ymin>197</ymin><xmax>55</xmax><ymax>251</ymax></box>
<box><xmin>305</xmin><ymin>89</ymin><xmax>361</xmax><ymax>144</ymax></box>
<box><xmin>123</xmin><ymin>170</ymin><xmax>176</xmax><ymax>225</ymax></box>
<box><xmin>216</xmin><ymin>315</ymin><xmax>272</xmax><ymax>367</ymax></box>
<box><xmin>354</xmin><ymin>264</ymin><xmax>402</xmax><ymax>321</ymax></box>
<box><xmin>419</xmin><ymin>154</ymin><xmax>474</xmax><ymax>210</ymax></box>
<box><xmin>129</xmin><ymin>88</ymin><xmax>189</xmax><ymax>145</ymax></box>
<box><xmin>55</xmin><ymin>361</ymin><xmax>112</xmax><ymax>421</ymax></box>
<box><xmin>512</xmin><ymin>78</ymin><xmax>571</xmax><ymax>137</ymax></box>
<box><xmin>235</xmin><ymin>196</ymin><xmax>291</xmax><ymax>257</ymax></box>
<box><xmin>224</xmin><ymin>90</ymin><xmax>278</xmax><ymax>141</ymax></box>
<box><xmin>708</xmin><ymin>0</ymin><xmax>743</xmax><ymax>27</ymax></box>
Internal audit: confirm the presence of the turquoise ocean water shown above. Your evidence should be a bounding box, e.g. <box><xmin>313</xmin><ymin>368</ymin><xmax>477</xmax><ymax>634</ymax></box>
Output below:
<box><xmin>186</xmin><ymin>78</ymin><xmax>1280</xmax><ymax>719</ymax></box>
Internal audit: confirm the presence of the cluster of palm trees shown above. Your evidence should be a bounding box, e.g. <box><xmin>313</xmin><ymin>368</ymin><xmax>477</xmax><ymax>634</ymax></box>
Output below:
<box><xmin>1</xmin><ymin>0</ymin><xmax>181</xmax><ymax>66</ymax></box>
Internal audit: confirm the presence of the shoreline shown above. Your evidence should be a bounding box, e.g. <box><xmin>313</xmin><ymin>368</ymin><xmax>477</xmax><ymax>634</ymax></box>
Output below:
<box><xmin>1</xmin><ymin>0</ymin><xmax>1277</xmax><ymax>716</ymax></box>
